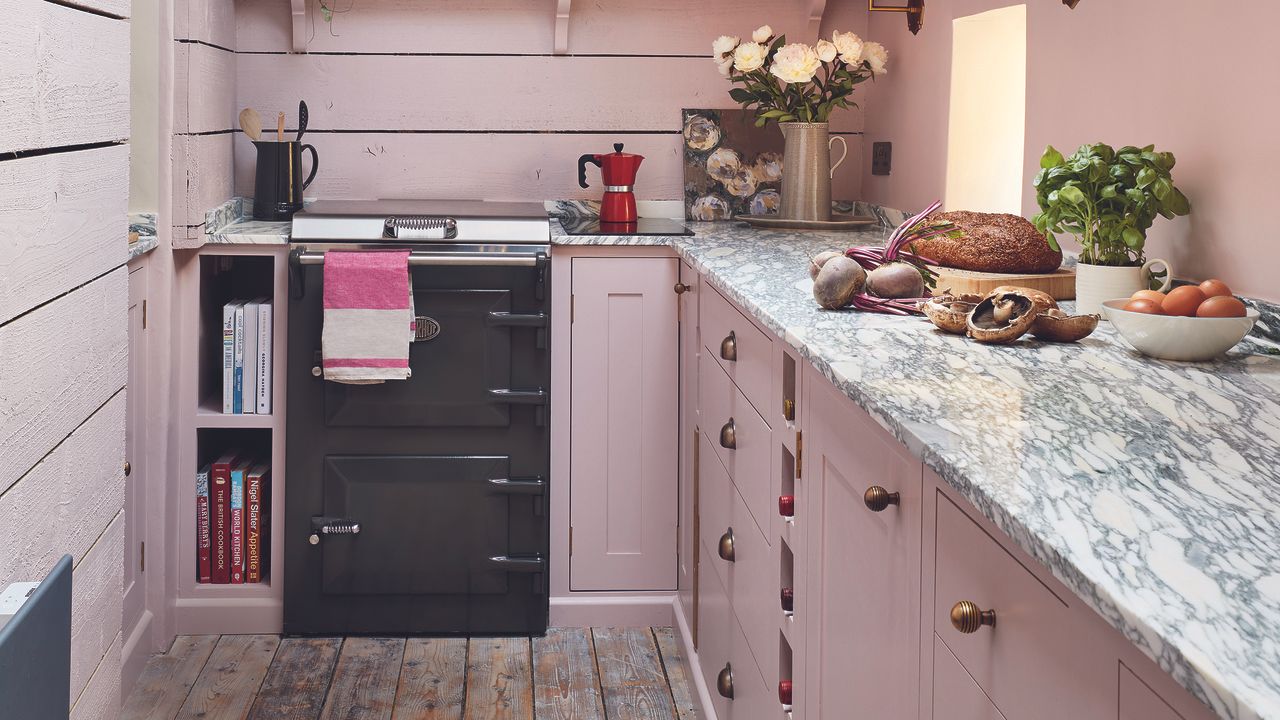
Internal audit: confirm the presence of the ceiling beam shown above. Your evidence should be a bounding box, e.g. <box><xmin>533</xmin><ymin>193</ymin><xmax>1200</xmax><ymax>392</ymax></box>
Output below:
<box><xmin>554</xmin><ymin>0</ymin><xmax>571</xmax><ymax>54</ymax></box>
<box><xmin>807</xmin><ymin>0</ymin><xmax>830</xmax><ymax>40</ymax></box>
<box><xmin>292</xmin><ymin>0</ymin><xmax>307</xmax><ymax>53</ymax></box>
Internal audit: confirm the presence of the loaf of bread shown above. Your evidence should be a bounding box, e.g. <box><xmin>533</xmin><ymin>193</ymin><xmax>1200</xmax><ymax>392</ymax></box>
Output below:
<box><xmin>907</xmin><ymin>211</ymin><xmax>1063</xmax><ymax>274</ymax></box>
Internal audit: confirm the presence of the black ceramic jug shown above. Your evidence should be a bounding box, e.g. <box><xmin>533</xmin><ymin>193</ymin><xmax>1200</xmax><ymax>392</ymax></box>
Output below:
<box><xmin>252</xmin><ymin>140</ymin><xmax>318</xmax><ymax>220</ymax></box>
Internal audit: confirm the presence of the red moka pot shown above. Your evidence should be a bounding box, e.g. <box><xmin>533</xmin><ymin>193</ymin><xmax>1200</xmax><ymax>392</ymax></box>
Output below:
<box><xmin>578</xmin><ymin>143</ymin><xmax>644</xmax><ymax>224</ymax></box>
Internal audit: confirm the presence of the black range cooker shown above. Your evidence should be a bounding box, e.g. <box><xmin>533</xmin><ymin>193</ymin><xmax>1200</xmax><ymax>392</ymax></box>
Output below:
<box><xmin>285</xmin><ymin>200</ymin><xmax>550</xmax><ymax>635</ymax></box>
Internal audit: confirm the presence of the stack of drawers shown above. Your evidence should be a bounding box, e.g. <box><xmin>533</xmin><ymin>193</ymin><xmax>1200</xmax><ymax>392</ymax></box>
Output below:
<box><xmin>697</xmin><ymin>282</ymin><xmax>783</xmax><ymax>720</ymax></box>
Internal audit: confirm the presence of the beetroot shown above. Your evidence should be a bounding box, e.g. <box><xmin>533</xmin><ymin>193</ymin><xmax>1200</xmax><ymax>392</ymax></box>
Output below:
<box><xmin>812</xmin><ymin>256</ymin><xmax>867</xmax><ymax>310</ymax></box>
<box><xmin>809</xmin><ymin>250</ymin><xmax>843</xmax><ymax>280</ymax></box>
<box><xmin>866</xmin><ymin>262</ymin><xmax>926</xmax><ymax>299</ymax></box>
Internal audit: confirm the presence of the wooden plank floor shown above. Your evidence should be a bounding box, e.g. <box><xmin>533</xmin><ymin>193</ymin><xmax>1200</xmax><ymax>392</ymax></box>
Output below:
<box><xmin>124</xmin><ymin>628</ymin><xmax>700</xmax><ymax>720</ymax></box>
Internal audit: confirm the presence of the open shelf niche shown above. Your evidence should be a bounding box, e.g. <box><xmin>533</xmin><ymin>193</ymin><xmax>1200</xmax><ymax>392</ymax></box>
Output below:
<box><xmin>174</xmin><ymin>245</ymin><xmax>289</xmax><ymax>634</ymax></box>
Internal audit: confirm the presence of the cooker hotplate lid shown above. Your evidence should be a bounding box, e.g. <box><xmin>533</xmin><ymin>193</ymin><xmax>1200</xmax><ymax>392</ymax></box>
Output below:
<box><xmin>291</xmin><ymin>200</ymin><xmax>550</xmax><ymax>244</ymax></box>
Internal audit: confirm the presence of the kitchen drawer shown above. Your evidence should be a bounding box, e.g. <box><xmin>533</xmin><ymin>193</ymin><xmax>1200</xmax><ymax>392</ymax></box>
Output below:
<box><xmin>700</xmin><ymin>350</ymin><xmax>771</xmax><ymax>536</ymax></box>
<box><xmin>698</xmin><ymin>432</ymin><xmax>775</xmax><ymax>687</ymax></box>
<box><xmin>697</xmin><ymin>553</ymin><xmax>772</xmax><ymax>720</ymax></box>
<box><xmin>701</xmin><ymin>281</ymin><xmax>772</xmax><ymax>419</ymax></box>
<box><xmin>933</xmin><ymin>494</ymin><xmax>1113</xmax><ymax>719</ymax></box>
<box><xmin>933</xmin><ymin>633</ymin><xmax>1007</xmax><ymax>720</ymax></box>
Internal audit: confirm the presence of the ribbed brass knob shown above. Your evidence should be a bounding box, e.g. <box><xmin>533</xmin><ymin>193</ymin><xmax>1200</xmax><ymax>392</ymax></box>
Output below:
<box><xmin>720</xmin><ymin>331</ymin><xmax>737</xmax><ymax>361</ymax></box>
<box><xmin>863</xmin><ymin>486</ymin><xmax>900</xmax><ymax>512</ymax></box>
<box><xmin>123</xmin><ymin>461</ymin><xmax>132</xmax><ymax>477</ymax></box>
<box><xmin>718</xmin><ymin>529</ymin><xmax>736</xmax><ymax>562</ymax></box>
<box><xmin>719</xmin><ymin>419</ymin><xmax>737</xmax><ymax>449</ymax></box>
<box><xmin>674</xmin><ymin>282</ymin><xmax>691</xmax><ymax>294</ymax></box>
<box><xmin>716</xmin><ymin>664</ymin><xmax>735</xmax><ymax>699</ymax></box>
<box><xmin>950</xmin><ymin>600</ymin><xmax>996</xmax><ymax>633</ymax></box>
<box><xmin>782</xmin><ymin>398</ymin><xmax>796</xmax><ymax>422</ymax></box>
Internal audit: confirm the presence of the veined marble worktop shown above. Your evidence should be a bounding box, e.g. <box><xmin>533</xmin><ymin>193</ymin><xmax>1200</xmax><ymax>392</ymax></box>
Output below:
<box><xmin>201</xmin><ymin>203</ymin><xmax>1280</xmax><ymax>717</ymax></box>
<box><xmin>554</xmin><ymin>218</ymin><xmax>1280</xmax><ymax>720</ymax></box>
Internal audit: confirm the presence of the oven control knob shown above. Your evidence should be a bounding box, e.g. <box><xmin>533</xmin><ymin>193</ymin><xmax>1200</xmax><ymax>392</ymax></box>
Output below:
<box><xmin>312</xmin><ymin>366</ymin><xmax>323</xmax><ymax>377</ymax></box>
<box><xmin>309</xmin><ymin>534</ymin><xmax>320</xmax><ymax>545</ymax></box>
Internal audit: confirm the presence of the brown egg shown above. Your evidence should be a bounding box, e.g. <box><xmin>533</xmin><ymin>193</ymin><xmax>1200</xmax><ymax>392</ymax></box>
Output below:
<box><xmin>1130</xmin><ymin>289</ymin><xmax>1167</xmax><ymax>304</ymax></box>
<box><xmin>1199</xmin><ymin>279</ymin><xmax>1233</xmax><ymax>299</ymax></box>
<box><xmin>1162</xmin><ymin>286</ymin><xmax>1206</xmax><ymax>317</ymax></box>
<box><xmin>1123</xmin><ymin>298</ymin><xmax>1165</xmax><ymax>315</ymax></box>
<box><xmin>1196</xmin><ymin>295</ymin><xmax>1247</xmax><ymax>318</ymax></box>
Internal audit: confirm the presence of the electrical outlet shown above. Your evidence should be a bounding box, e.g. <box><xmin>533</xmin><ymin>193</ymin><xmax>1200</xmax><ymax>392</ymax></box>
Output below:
<box><xmin>872</xmin><ymin>142</ymin><xmax>893</xmax><ymax>176</ymax></box>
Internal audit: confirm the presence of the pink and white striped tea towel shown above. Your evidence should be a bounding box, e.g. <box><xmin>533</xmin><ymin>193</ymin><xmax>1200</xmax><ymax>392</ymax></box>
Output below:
<box><xmin>321</xmin><ymin>250</ymin><xmax>414</xmax><ymax>384</ymax></box>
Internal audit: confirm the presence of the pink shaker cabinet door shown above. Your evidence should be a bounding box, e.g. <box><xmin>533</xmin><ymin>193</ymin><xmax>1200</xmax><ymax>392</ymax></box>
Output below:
<box><xmin>570</xmin><ymin>257</ymin><xmax>679</xmax><ymax>591</ymax></box>
<box><xmin>805</xmin><ymin>372</ymin><xmax>923</xmax><ymax>720</ymax></box>
<box><xmin>677</xmin><ymin>259</ymin><xmax>700</xmax><ymax>627</ymax></box>
<box><xmin>934</xmin><ymin>634</ymin><xmax>1008</xmax><ymax>720</ymax></box>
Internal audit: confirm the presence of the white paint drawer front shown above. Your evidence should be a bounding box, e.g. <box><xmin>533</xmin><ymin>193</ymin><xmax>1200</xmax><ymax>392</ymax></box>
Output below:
<box><xmin>700</xmin><ymin>350</ymin><xmax>772</xmax><ymax>539</ymax></box>
<box><xmin>933</xmin><ymin>494</ymin><xmax>1114</xmax><ymax>720</ymax></box>
<box><xmin>700</xmin><ymin>281</ymin><xmax>772</xmax><ymax>420</ymax></box>
<box><xmin>698</xmin><ymin>431</ymin><xmax>776</xmax><ymax>689</ymax></box>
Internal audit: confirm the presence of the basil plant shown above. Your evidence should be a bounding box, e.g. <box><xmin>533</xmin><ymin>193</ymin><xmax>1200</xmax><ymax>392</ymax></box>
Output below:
<box><xmin>1032</xmin><ymin>143</ymin><xmax>1191</xmax><ymax>266</ymax></box>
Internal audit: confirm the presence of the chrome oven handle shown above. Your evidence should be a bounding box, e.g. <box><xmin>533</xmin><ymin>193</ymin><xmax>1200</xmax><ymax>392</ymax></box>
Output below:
<box><xmin>294</xmin><ymin>251</ymin><xmax>540</xmax><ymax>267</ymax></box>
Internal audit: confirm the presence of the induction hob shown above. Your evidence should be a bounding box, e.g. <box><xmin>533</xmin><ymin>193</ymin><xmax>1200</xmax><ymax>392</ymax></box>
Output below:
<box><xmin>559</xmin><ymin>216</ymin><xmax>694</xmax><ymax>237</ymax></box>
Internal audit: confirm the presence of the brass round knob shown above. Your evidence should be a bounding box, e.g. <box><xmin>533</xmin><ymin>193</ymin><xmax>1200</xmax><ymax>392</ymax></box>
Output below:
<box><xmin>716</xmin><ymin>663</ymin><xmax>734</xmax><ymax>699</ymax></box>
<box><xmin>123</xmin><ymin>461</ymin><xmax>131</xmax><ymax>477</ymax></box>
<box><xmin>720</xmin><ymin>331</ymin><xmax>737</xmax><ymax>361</ymax></box>
<box><xmin>674</xmin><ymin>282</ymin><xmax>691</xmax><ymax>294</ymax></box>
<box><xmin>718</xmin><ymin>529</ymin><xmax>735</xmax><ymax>562</ymax></box>
<box><xmin>719</xmin><ymin>419</ymin><xmax>737</xmax><ymax>449</ymax></box>
<box><xmin>950</xmin><ymin>600</ymin><xmax>996</xmax><ymax>633</ymax></box>
<box><xmin>863</xmin><ymin>486</ymin><xmax>900</xmax><ymax>512</ymax></box>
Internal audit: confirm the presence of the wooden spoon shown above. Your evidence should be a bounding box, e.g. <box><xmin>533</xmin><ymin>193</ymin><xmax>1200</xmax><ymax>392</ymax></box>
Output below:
<box><xmin>238</xmin><ymin>108</ymin><xmax>262</xmax><ymax>141</ymax></box>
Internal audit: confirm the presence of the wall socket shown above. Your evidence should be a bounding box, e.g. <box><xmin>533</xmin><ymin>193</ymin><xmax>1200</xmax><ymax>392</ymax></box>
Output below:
<box><xmin>872</xmin><ymin>142</ymin><xmax>893</xmax><ymax>176</ymax></box>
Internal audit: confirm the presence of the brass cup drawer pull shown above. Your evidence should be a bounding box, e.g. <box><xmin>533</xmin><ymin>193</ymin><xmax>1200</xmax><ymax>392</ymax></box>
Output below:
<box><xmin>950</xmin><ymin>600</ymin><xmax>997</xmax><ymax>633</ymax></box>
<box><xmin>719</xmin><ymin>419</ymin><xmax>737</xmax><ymax>449</ymax></box>
<box><xmin>716</xmin><ymin>663</ymin><xmax>735</xmax><ymax>699</ymax></box>
<box><xmin>863</xmin><ymin>486</ymin><xmax>901</xmax><ymax>512</ymax></box>
<box><xmin>718</xmin><ymin>528</ymin><xmax>736</xmax><ymax>562</ymax></box>
<box><xmin>720</xmin><ymin>331</ymin><xmax>737</xmax><ymax>361</ymax></box>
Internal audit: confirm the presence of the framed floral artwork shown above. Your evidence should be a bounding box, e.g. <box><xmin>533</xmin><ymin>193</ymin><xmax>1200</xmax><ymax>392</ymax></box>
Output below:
<box><xmin>682</xmin><ymin>109</ymin><xmax>784</xmax><ymax>221</ymax></box>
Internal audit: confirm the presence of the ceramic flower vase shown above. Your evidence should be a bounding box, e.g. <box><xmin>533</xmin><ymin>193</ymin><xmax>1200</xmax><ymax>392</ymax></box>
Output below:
<box><xmin>779</xmin><ymin>122</ymin><xmax>848</xmax><ymax>222</ymax></box>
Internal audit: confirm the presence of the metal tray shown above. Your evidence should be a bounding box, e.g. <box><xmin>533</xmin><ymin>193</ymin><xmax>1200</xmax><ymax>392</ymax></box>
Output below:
<box><xmin>737</xmin><ymin>214</ymin><xmax>879</xmax><ymax>231</ymax></box>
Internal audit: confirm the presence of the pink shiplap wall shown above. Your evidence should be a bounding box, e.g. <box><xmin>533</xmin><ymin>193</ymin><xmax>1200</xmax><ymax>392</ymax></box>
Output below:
<box><xmin>230</xmin><ymin>0</ymin><xmax>869</xmax><ymax>204</ymax></box>
<box><xmin>859</xmin><ymin>1</ymin><xmax>1280</xmax><ymax>301</ymax></box>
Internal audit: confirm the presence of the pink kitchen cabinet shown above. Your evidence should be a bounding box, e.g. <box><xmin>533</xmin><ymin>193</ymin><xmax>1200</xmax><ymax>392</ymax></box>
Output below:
<box><xmin>804</xmin><ymin>367</ymin><xmax>923</xmax><ymax>720</ymax></box>
<box><xmin>933</xmin><ymin>634</ymin><xmax>1008</xmax><ymax>720</ymax></box>
<box><xmin>569</xmin><ymin>257</ymin><xmax>680</xmax><ymax>591</ymax></box>
<box><xmin>677</xmin><ymin>260</ymin><xmax>700</xmax><ymax>631</ymax></box>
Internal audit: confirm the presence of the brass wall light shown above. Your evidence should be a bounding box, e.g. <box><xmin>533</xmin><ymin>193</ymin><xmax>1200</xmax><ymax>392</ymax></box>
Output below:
<box><xmin>868</xmin><ymin>0</ymin><xmax>925</xmax><ymax>35</ymax></box>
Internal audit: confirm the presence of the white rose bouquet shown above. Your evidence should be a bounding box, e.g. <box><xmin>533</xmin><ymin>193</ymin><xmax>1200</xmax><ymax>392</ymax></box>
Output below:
<box><xmin>712</xmin><ymin>26</ymin><xmax>888</xmax><ymax>125</ymax></box>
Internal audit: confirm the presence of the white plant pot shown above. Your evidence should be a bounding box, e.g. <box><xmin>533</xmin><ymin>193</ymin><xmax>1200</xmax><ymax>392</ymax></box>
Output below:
<box><xmin>1075</xmin><ymin>258</ymin><xmax>1173</xmax><ymax>316</ymax></box>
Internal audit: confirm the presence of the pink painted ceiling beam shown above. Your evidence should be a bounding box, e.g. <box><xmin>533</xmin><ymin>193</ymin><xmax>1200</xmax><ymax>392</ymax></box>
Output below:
<box><xmin>291</xmin><ymin>0</ymin><xmax>306</xmax><ymax>52</ymax></box>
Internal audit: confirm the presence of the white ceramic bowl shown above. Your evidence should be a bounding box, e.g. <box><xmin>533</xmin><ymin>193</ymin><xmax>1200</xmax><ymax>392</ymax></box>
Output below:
<box><xmin>1101</xmin><ymin>300</ymin><xmax>1260</xmax><ymax>362</ymax></box>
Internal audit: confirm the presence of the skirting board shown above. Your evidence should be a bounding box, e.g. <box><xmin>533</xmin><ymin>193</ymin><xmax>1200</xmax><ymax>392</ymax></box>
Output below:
<box><xmin>549</xmin><ymin>593</ymin><xmax>676</xmax><ymax>628</ymax></box>
<box><xmin>673</xmin><ymin>595</ymin><xmax>717</xmax><ymax>720</ymax></box>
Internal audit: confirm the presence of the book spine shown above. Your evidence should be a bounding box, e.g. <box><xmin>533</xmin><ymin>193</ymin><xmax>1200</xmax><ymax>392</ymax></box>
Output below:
<box><xmin>233</xmin><ymin>305</ymin><xmax>245</xmax><ymax>414</ymax></box>
<box><xmin>196</xmin><ymin>468</ymin><xmax>212</xmax><ymax>583</ymax></box>
<box><xmin>222</xmin><ymin>304</ymin><xmax>236</xmax><ymax>413</ymax></box>
<box><xmin>241</xmin><ymin>303</ymin><xmax>258</xmax><ymax>415</ymax></box>
<box><xmin>230</xmin><ymin>468</ymin><xmax>245</xmax><ymax>584</ymax></box>
<box><xmin>255</xmin><ymin>302</ymin><xmax>273</xmax><ymax>414</ymax></box>
<box><xmin>246</xmin><ymin>471</ymin><xmax>262</xmax><ymax>583</ymax></box>
<box><xmin>211</xmin><ymin>463</ymin><xmax>231</xmax><ymax>583</ymax></box>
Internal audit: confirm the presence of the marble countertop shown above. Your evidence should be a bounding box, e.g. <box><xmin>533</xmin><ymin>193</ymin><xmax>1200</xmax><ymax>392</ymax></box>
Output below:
<box><xmin>553</xmin><ymin>218</ymin><xmax>1280</xmax><ymax>720</ymax></box>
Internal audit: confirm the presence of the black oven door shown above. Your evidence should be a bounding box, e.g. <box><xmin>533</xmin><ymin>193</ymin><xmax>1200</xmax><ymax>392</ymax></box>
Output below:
<box><xmin>286</xmin><ymin>254</ymin><xmax>550</xmax><ymax>635</ymax></box>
